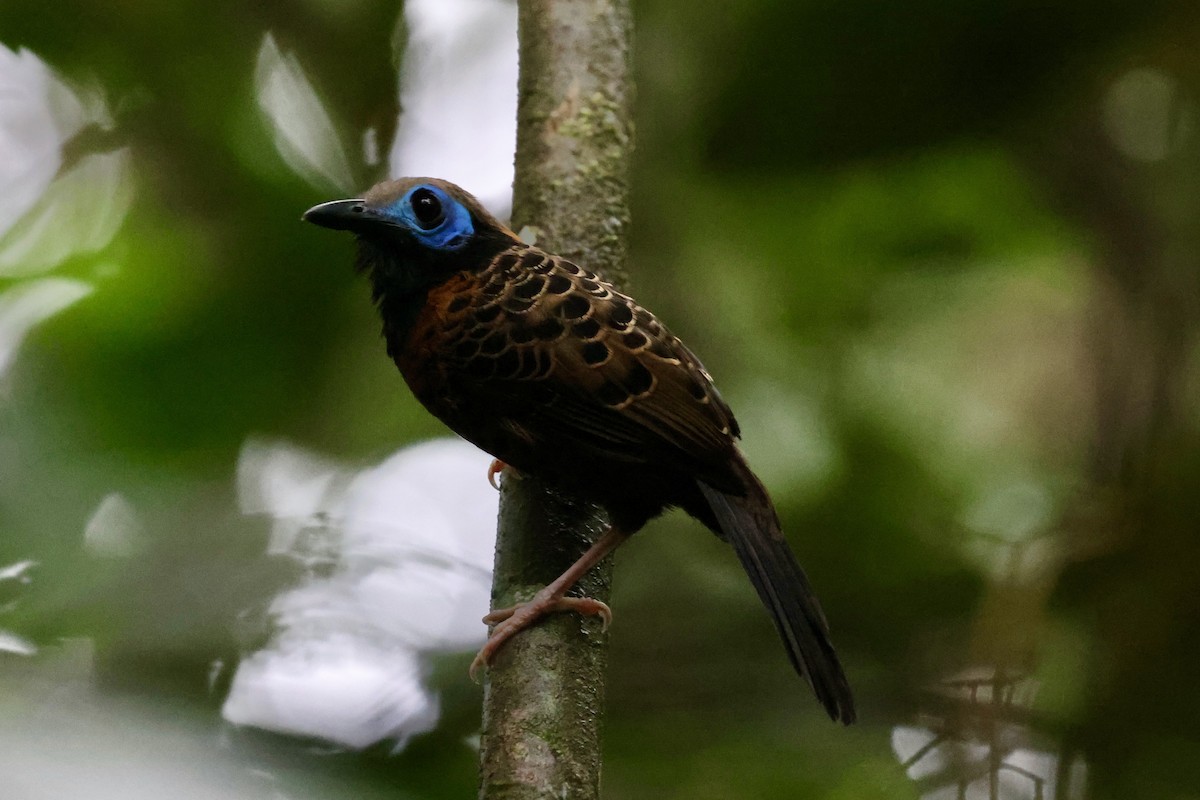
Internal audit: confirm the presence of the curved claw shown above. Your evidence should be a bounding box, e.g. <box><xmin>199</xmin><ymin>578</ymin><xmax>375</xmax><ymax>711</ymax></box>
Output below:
<box><xmin>469</xmin><ymin>651</ymin><xmax>488</xmax><ymax>684</ymax></box>
<box><xmin>487</xmin><ymin>459</ymin><xmax>506</xmax><ymax>490</ymax></box>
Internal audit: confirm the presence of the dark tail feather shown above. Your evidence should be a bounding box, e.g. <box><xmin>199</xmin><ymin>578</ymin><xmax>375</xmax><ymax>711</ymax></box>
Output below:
<box><xmin>697</xmin><ymin>474</ymin><xmax>856</xmax><ymax>724</ymax></box>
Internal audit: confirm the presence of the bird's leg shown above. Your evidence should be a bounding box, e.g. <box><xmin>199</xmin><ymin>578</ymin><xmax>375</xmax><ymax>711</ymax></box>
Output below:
<box><xmin>470</xmin><ymin>526</ymin><xmax>629</xmax><ymax>680</ymax></box>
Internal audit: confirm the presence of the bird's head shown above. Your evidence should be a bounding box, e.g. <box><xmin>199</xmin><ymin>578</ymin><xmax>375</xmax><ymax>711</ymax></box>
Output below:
<box><xmin>304</xmin><ymin>178</ymin><xmax>517</xmax><ymax>298</ymax></box>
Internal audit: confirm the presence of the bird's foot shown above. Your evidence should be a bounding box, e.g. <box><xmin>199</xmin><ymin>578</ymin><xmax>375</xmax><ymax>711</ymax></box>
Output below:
<box><xmin>487</xmin><ymin>459</ymin><xmax>521</xmax><ymax>490</ymax></box>
<box><xmin>467</xmin><ymin>527</ymin><xmax>628</xmax><ymax>681</ymax></box>
<box><xmin>469</xmin><ymin>590</ymin><xmax>613</xmax><ymax>681</ymax></box>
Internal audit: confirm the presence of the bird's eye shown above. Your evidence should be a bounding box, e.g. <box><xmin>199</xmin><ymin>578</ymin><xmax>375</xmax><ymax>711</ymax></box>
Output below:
<box><xmin>410</xmin><ymin>188</ymin><xmax>446</xmax><ymax>230</ymax></box>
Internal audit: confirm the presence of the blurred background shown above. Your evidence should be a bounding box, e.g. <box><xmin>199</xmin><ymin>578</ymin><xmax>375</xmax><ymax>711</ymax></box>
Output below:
<box><xmin>2</xmin><ymin>1</ymin><xmax>1199</xmax><ymax>798</ymax></box>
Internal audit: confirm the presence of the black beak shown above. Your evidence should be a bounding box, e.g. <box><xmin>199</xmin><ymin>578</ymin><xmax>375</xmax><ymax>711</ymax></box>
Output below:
<box><xmin>302</xmin><ymin>199</ymin><xmax>377</xmax><ymax>233</ymax></box>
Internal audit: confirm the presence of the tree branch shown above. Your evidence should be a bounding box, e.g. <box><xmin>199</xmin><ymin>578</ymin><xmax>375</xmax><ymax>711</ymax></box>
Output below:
<box><xmin>477</xmin><ymin>1</ymin><xmax>634</xmax><ymax>798</ymax></box>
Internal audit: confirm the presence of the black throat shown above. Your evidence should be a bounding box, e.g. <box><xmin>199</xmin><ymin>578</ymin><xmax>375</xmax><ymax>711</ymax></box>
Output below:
<box><xmin>356</xmin><ymin>238</ymin><xmax>442</xmax><ymax>354</ymax></box>
<box><xmin>355</xmin><ymin>229</ymin><xmax>514</xmax><ymax>352</ymax></box>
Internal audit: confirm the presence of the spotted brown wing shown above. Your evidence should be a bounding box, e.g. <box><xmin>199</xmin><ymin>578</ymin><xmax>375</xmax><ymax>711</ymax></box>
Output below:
<box><xmin>430</xmin><ymin>245</ymin><xmax>743</xmax><ymax>491</ymax></box>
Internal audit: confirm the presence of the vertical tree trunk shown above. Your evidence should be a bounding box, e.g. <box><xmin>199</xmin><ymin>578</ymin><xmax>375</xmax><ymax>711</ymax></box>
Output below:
<box><xmin>477</xmin><ymin>2</ymin><xmax>634</xmax><ymax>799</ymax></box>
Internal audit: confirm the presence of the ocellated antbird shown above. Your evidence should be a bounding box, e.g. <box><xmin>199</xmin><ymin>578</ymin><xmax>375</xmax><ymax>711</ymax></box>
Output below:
<box><xmin>304</xmin><ymin>178</ymin><xmax>855</xmax><ymax>723</ymax></box>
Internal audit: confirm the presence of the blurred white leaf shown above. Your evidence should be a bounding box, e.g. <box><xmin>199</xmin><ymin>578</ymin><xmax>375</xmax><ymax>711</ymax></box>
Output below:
<box><xmin>255</xmin><ymin>33</ymin><xmax>356</xmax><ymax>192</ymax></box>
<box><xmin>84</xmin><ymin>492</ymin><xmax>145</xmax><ymax>558</ymax></box>
<box><xmin>0</xmin><ymin>630</ymin><xmax>37</xmax><ymax>656</ymax></box>
<box><xmin>222</xmin><ymin>634</ymin><xmax>439</xmax><ymax>750</ymax></box>
<box><xmin>0</xmin><ymin>559</ymin><xmax>37</xmax><ymax>583</ymax></box>
<box><xmin>3</xmin><ymin>639</ymin><xmax>314</xmax><ymax>800</ymax></box>
<box><xmin>0</xmin><ymin>148</ymin><xmax>134</xmax><ymax>277</ymax></box>
<box><xmin>228</xmin><ymin>436</ymin><xmax>497</xmax><ymax>749</ymax></box>
<box><xmin>0</xmin><ymin>278</ymin><xmax>92</xmax><ymax>378</ymax></box>
<box><xmin>237</xmin><ymin>437</ymin><xmax>348</xmax><ymax>557</ymax></box>
<box><xmin>390</xmin><ymin>0</ymin><xmax>517</xmax><ymax>214</ymax></box>
<box><xmin>0</xmin><ymin>44</ymin><xmax>93</xmax><ymax>241</ymax></box>
<box><xmin>0</xmin><ymin>559</ymin><xmax>38</xmax><ymax>657</ymax></box>
<box><xmin>0</xmin><ymin>45</ymin><xmax>129</xmax><ymax>386</ymax></box>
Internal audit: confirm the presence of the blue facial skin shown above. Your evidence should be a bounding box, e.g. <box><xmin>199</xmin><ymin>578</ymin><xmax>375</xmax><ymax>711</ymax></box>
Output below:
<box><xmin>383</xmin><ymin>184</ymin><xmax>475</xmax><ymax>251</ymax></box>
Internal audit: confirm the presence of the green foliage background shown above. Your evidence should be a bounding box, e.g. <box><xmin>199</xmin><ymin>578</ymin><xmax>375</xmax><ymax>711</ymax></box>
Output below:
<box><xmin>2</xmin><ymin>1</ymin><xmax>1199</xmax><ymax>798</ymax></box>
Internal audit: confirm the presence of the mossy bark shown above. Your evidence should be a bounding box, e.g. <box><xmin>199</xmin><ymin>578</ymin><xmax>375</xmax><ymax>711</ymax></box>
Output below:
<box><xmin>477</xmin><ymin>1</ymin><xmax>634</xmax><ymax>799</ymax></box>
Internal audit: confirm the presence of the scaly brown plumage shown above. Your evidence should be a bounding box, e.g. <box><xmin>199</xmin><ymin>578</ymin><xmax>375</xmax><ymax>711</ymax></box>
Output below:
<box><xmin>304</xmin><ymin>178</ymin><xmax>856</xmax><ymax>723</ymax></box>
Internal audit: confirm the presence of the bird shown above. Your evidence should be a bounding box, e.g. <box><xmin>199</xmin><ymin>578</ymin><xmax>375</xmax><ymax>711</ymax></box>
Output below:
<box><xmin>303</xmin><ymin>177</ymin><xmax>856</xmax><ymax>724</ymax></box>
